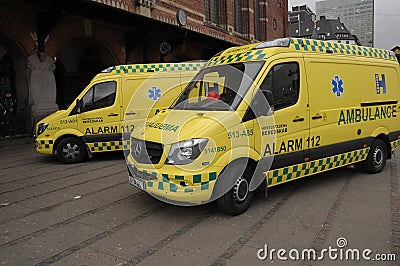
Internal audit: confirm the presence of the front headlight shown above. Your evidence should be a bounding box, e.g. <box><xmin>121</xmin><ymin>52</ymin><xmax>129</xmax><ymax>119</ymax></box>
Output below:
<box><xmin>37</xmin><ymin>123</ymin><xmax>49</xmax><ymax>136</ymax></box>
<box><xmin>166</xmin><ymin>138</ymin><xmax>208</xmax><ymax>165</ymax></box>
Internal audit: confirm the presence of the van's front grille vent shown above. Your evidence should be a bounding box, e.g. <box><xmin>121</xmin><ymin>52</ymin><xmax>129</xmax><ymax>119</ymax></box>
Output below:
<box><xmin>131</xmin><ymin>138</ymin><xmax>163</xmax><ymax>164</ymax></box>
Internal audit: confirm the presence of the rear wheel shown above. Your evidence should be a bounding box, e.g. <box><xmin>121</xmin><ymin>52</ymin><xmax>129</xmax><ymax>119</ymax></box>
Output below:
<box><xmin>362</xmin><ymin>139</ymin><xmax>387</xmax><ymax>173</ymax></box>
<box><xmin>217</xmin><ymin>167</ymin><xmax>254</xmax><ymax>215</ymax></box>
<box><xmin>56</xmin><ymin>137</ymin><xmax>86</xmax><ymax>164</ymax></box>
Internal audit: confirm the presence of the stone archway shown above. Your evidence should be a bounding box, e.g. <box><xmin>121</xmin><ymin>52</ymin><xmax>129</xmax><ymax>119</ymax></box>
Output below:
<box><xmin>55</xmin><ymin>38</ymin><xmax>118</xmax><ymax>109</ymax></box>
<box><xmin>0</xmin><ymin>32</ymin><xmax>30</xmax><ymax>135</ymax></box>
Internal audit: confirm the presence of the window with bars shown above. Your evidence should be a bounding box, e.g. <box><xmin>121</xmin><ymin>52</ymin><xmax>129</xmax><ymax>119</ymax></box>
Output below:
<box><xmin>255</xmin><ymin>0</ymin><xmax>267</xmax><ymax>41</ymax></box>
<box><xmin>234</xmin><ymin>0</ymin><xmax>243</xmax><ymax>33</ymax></box>
<box><xmin>234</xmin><ymin>0</ymin><xmax>249</xmax><ymax>36</ymax></box>
<box><xmin>205</xmin><ymin>0</ymin><xmax>227</xmax><ymax>29</ymax></box>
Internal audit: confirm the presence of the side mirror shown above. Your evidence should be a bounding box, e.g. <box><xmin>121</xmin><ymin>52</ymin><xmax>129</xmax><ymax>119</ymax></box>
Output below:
<box><xmin>76</xmin><ymin>99</ymin><xmax>83</xmax><ymax>114</ymax></box>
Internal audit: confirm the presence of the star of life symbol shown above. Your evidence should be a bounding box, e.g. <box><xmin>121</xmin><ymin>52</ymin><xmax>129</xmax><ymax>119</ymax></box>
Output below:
<box><xmin>332</xmin><ymin>75</ymin><xmax>344</xmax><ymax>97</ymax></box>
<box><xmin>148</xmin><ymin>86</ymin><xmax>162</xmax><ymax>100</ymax></box>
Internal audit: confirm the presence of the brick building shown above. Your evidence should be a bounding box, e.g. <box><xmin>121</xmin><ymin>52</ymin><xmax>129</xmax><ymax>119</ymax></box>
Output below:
<box><xmin>0</xmin><ymin>0</ymin><xmax>288</xmax><ymax>133</ymax></box>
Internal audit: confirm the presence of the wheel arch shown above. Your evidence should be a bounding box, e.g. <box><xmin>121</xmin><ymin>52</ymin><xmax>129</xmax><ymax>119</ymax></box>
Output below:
<box><xmin>210</xmin><ymin>157</ymin><xmax>260</xmax><ymax>202</ymax></box>
<box><xmin>375</xmin><ymin>133</ymin><xmax>391</xmax><ymax>159</ymax></box>
<box><xmin>53</xmin><ymin>134</ymin><xmax>85</xmax><ymax>155</ymax></box>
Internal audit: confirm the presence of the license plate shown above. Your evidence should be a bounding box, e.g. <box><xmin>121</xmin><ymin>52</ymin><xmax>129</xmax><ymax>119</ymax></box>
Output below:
<box><xmin>129</xmin><ymin>176</ymin><xmax>146</xmax><ymax>190</ymax></box>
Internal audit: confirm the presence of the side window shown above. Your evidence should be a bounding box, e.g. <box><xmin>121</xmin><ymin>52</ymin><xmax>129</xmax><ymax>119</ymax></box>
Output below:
<box><xmin>261</xmin><ymin>62</ymin><xmax>300</xmax><ymax>111</ymax></box>
<box><xmin>82</xmin><ymin>81</ymin><xmax>116</xmax><ymax>112</ymax></box>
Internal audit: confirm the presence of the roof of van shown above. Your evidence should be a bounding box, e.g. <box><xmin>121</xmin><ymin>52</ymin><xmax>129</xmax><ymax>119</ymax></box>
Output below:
<box><xmin>206</xmin><ymin>38</ymin><xmax>398</xmax><ymax>67</ymax></box>
<box><xmin>103</xmin><ymin>62</ymin><xmax>206</xmax><ymax>74</ymax></box>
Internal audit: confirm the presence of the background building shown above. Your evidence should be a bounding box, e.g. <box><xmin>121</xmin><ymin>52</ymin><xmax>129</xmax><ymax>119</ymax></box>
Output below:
<box><xmin>0</xmin><ymin>0</ymin><xmax>288</xmax><ymax>134</ymax></box>
<box><xmin>316</xmin><ymin>0</ymin><xmax>374</xmax><ymax>47</ymax></box>
<box><xmin>289</xmin><ymin>5</ymin><xmax>360</xmax><ymax>45</ymax></box>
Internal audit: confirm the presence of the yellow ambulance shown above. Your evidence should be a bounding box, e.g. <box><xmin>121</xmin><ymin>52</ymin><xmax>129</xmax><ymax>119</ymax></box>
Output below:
<box><xmin>34</xmin><ymin>62</ymin><xmax>205</xmax><ymax>163</ymax></box>
<box><xmin>127</xmin><ymin>38</ymin><xmax>400</xmax><ymax>215</ymax></box>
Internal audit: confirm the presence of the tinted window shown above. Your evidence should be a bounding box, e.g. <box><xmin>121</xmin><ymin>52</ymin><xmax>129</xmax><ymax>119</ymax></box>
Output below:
<box><xmin>261</xmin><ymin>63</ymin><xmax>299</xmax><ymax>110</ymax></box>
<box><xmin>82</xmin><ymin>81</ymin><xmax>116</xmax><ymax>112</ymax></box>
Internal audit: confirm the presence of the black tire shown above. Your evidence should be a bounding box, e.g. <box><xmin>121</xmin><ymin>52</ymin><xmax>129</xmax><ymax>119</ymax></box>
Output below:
<box><xmin>217</xmin><ymin>167</ymin><xmax>254</xmax><ymax>215</ymax></box>
<box><xmin>362</xmin><ymin>139</ymin><xmax>387</xmax><ymax>174</ymax></box>
<box><xmin>56</xmin><ymin>137</ymin><xmax>86</xmax><ymax>164</ymax></box>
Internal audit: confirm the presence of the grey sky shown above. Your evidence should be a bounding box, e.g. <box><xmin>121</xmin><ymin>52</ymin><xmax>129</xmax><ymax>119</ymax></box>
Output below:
<box><xmin>288</xmin><ymin>0</ymin><xmax>400</xmax><ymax>50</ymax></box>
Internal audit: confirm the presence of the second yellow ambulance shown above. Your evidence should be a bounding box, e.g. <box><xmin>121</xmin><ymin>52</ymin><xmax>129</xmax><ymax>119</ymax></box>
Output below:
<box><xmin>35</xmin><ymin>62</ymin><xmax>204</xmax><ymax>163</ymax></box>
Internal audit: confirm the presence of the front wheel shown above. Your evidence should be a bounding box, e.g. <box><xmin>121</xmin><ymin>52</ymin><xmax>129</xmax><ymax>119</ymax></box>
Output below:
<box><xmin>217</xmin><ymin>167</ymin><xmax>254</xmax><ymax>215</ymax></box>
<box><xmin>56</xmin><ymin>137</ymin><xmax>86</xmax><ymax>164</ymax></box>
<box><xmin>362</xmin><ymin>139</ymin><xmax>387</xmax><ymax>174</ymax></box>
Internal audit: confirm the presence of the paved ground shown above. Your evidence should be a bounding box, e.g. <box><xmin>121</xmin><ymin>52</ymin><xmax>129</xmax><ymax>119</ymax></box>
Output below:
<box><xmin>0</xmin><ymin>139</ymin><xmax>399</xmax><ymax>265</ymax></box>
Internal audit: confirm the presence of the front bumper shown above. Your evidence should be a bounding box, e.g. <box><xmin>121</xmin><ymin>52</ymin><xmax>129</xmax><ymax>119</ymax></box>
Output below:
<box><xmin>35</xmin><ymin>138</ymin><xmax>54</xmax><ymax>154</ymax></box>
<box><xmin>127</xmin><ymin>163</ymin><xmax>217</xmax><ymax>204</ymax></box>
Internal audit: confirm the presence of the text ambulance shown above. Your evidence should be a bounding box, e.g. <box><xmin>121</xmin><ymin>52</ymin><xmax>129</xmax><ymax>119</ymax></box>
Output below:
<box><xmin>35</xmin><ymin>62</ymin><xmax>205</xmax><ymax>163</ymax></box>
<box><xmin>127</xmin><ymin>38</ymin><xmax>400</xmax><ymax>215</ymax></box>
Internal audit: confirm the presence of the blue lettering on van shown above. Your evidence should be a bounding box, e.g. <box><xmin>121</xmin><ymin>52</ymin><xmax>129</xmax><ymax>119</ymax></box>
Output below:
<box><xmin>148</xmin><ymin>86</ymin><xmax>162</xmax><ymax>101</ymax></box>
<box><xmin>375</xmin><ymin>74</ymin><xmax>386</xmax><ymax>94</ymax></box>
<box><xmin>332</xmin><ymin>75</ymin><xmax>344</xmax><ymax>97</ymax></box>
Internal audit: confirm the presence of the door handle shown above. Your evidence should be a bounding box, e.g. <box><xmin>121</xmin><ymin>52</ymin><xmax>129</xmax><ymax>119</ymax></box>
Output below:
<box><xmin>293</xmin><ymin>117</ymin><xmax>305</xmax><ymax>122</ymax></box>
<box><xmin>312</xmin><ymin>115</ymin><xmax>323</xmax><ymax>120</ymax></box>
<box><xmin>108</xmin><ymin>113</ymin><xmax>118</xmax><ymax>117</ymax></box>
<box><xmin>125</xmin><ymin>112</ymin><xmax>137</xmax><ymax>115</ymax></box>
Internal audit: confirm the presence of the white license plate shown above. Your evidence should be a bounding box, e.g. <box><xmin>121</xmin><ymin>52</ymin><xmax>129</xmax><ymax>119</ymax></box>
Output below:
<box><xmin>129</xmin><ymin>176</ymin><xmax>146</xmax><ymax>190</ymax></box>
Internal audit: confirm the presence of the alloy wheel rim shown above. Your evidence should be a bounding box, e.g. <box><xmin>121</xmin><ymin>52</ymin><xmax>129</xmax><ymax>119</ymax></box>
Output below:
<box><xmin>62</xmin><ymin>143</ymin><xmax>80</xmax><ymax>159</ymax></box>
<box><xmin>373</xmin><ymin>146</ymin><xmax>383</xmax><ymax>168</ymax></box>
<box><xmin>233</xmin><ymin>177</ymin><xmax>249</xmax><ymax>203</ymax></box>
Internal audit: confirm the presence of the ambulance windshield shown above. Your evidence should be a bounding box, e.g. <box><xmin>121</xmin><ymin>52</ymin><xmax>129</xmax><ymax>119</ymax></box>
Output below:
<box><xmin>173</xmin><ymin>61</ymin><xmax>264</xmax><ymax>111</ymax></box>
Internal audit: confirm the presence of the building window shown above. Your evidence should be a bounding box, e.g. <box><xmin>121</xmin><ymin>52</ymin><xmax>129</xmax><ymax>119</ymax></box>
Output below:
<box><xmin>234</xmin><ymin>0</ymin><xmax>249</xmax><ymax>36</ymax></box>
<box><xmin>205</xmin><ymin>0</ymin><xmax>227</xmax><ymax>29</ymax></box>
<box><xmin>254</xmin><ymin>0</ymin><xmax>260</xmax><ymax>40</ymax></box>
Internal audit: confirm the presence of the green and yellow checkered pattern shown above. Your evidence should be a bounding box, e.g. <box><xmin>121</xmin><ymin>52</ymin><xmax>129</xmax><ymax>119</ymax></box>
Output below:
<box><xmin>112</xmin><ymin>63</ymin><xmax>205</xmax><ymax>74</ymax></box>
<box><xmin>141</xmin><ymin>170</ymin><xmax>218</xmax><ymax>193</ymax></box>
<box><xmin>206</xmin><ymin>49</ymin><xmax>268</xmax><ymax>67</ymax></box>
<box><xmin>290</xmin><ymin>39</ymin><xmax>397</xmax><ymax>61</ymax></box>
<box><xmin>88</xmin><ymin>140</ymin><xmax>130</xmax><ymax>152</ymax></box>
<box><xmin>37</xmin><ymin>139</ymin><xmax>54</xmax><ymax>149</ymax></box>
<box><xmin>206</xmin><ymin>38</ymin><xmax>397</xmax><ymax>68</ymax></box>
<box><xmin>391</xmin><ymin>139</ymin><xmax>400</xmax><ymax>151</ymax></box>
<box><xmin>267</xmin><ymin>148</ymin><xmax>370</xmax><ymax>187</ymax></box>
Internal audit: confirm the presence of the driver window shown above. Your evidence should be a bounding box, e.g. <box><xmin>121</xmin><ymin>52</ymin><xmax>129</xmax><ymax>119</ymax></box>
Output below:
<box><xmin>261</xmin><ymin>62</ymin><xmax>299</xmax><ymax>111</ymax></box>
<box><xmin>82</xmin><ymin>81</ymin><xmax>116</xmax><ymax>112</ymax></box>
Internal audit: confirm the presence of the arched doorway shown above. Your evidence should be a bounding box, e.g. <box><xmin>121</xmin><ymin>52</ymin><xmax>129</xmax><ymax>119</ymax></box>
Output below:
<box><xmin>55</xmin><ymin>39</ymin><xmax>118</xmax><ymax>109</ymax></box>
<box><xmin>0</xmin><ymin>32</ymin><xmax>29</xmax><ymax>135</ymax></box>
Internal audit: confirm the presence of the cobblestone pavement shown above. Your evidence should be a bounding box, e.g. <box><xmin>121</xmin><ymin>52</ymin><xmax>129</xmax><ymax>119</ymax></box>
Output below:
<box><xmin>0</xmin><ymin>141</ymin><xmax>399</xmax><ymax>265</ymax></box>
